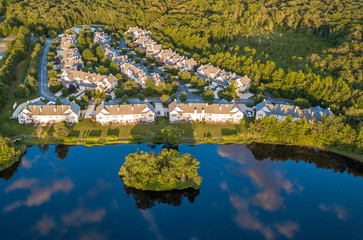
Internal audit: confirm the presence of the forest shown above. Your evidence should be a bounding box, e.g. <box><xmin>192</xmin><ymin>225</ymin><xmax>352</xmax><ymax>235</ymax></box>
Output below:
<box><xmin>0</xmin><ymin>0</ymin><xmax>360</xmax><ymax>125</ymax></box>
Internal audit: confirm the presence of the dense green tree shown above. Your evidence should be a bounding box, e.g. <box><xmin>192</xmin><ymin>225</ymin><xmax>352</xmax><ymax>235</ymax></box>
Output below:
<box><xmin>119</xmin><ymin>149</ymin><xmax>202</xmax><ymax>191</ymax></box>
<box><xmin>203</xmin><ymin>90</ymin><xmax>215</xmax><ymax>104</ymax></box>
<box><xmin>179</xmin><ymin>92</ymin><xmax>188</xmax><ymax>102</ymax></box>
<box><xmin>53</xmin><ymin>122</ymin><xmax>70</xmax><ymax>139</ymax></box>
<box><xmin>161</xmin><ymin>126</ymin><xmax>181</xmax><ymax>147</ymax></box>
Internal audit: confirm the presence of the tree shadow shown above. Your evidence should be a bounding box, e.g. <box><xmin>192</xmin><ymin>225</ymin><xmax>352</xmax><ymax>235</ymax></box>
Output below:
<box><xmin>123</xmin><ymin>185</ymin><xmax>200</xmax><ymax>210</ymax></box>
<box><xmin>221</xmin><ymin>128</ymin><xmax>237</xmax><ymax>136</ymax></box>
<box><xmin>70</xmin><ymin>130</ymin><xmax>80</xmax><ymax>138</ymax></box>
<box><xmin>107</xmin><ymin>128</ymin><xmax>119</xmax><ymax>136</ymax></box>
<box><xmin>89</xmin><ymin>130</ymin><xmax>102</xmax><ymax>137</ymax></box>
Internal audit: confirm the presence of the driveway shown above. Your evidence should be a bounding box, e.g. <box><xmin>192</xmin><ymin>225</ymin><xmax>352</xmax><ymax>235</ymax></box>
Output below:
<box><xmin>37</xmin><ymin>39</ymin><xmax>68</xmax><ymax>104</ymax></box>
<box><xmin>264</xmin><ymin>91</ymin><xmax>293</xmax><ymax>105</ymax></box>
<box><xmin>154</xmin><ymin>102</ymin><xmax>169</xmax><ymax>116</ymax></box>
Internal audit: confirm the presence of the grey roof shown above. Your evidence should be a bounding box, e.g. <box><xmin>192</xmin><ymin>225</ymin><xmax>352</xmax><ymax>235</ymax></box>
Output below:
<box><xmin>256</xmin><ymin>100</ymin><xmax>334</xmax><ymax>121</ymax></box>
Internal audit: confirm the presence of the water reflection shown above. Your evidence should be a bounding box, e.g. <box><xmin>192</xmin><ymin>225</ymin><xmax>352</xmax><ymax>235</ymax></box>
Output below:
<box><xmin>55</xmin><ymin>144</ymin><xmax>70</xmax><ymax>160</ymax></box>
<box><xmin>4</xmin><ymin>177</ymin><xmax>74</xmax><ymax>212</ymax></box>
<box><xmin>0</xmin><ymin>161</ymin><xmax>21</xmax><ymax>181</ymax></box>
<box><xmin>218</xmin><ymin>144</ymin><xmax>302</xmax><ymax>239</ymax></box>
<box><xmin>247</xmin><ymin>143</ymin><xmax>363</xmax><ymax>178</ymax></box>
<box><xmin>123</xmin><ymin>186</ymin><xmax>200</xmax><ymax>210</ymax></box>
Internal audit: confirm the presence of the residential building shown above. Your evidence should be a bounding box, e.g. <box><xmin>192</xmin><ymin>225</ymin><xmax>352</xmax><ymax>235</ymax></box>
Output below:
<box><xmin>256</xmin><ymin>100</ymin><xmax>334</xmax><ymax>122</ymax></box>
<box><xmin>18</xmin><ymin>101</ymin><xmax>80</xmax><ymax>125</ymax></box>
<box><xmin>121</xmin><ymin>62</ymin><xmax>162</xmax><ymax>87</ymax></box>
<box><xmin>232</xmin><ymin>75</ymin><xmax>252</xmax><ymax>92</ymax></box>
<box><xmin>59</xmin><ymin>35</ymin><xmax>77</xmax><ymax>50</ymax></box>
<box><xmin>146</xmin><ymin>44</ymin><xmax>162</xmax><ymax>55</ymax></box>
<box><xmin>168</xmin><ymin>99</ymin><xmax>244</xmax><ymax>123</ymax></box>
<box><xmin>93</xmin><ymin>31</ymin><xmax>111</xmax><ymax>47</ymax></box>
<box><xmin>125</xmin><ymin>26</ymin><xmax>152</xmax><ymax>40</ymax></box>
<box><xmin>95</xmin><ymin>100</ymin><xmax>156</xmax><ymax>125</ymax></box>
<box><xmin>155</xmin><ymin>49</ymin><xmax>175</xmax><ymax>63</ymax></box>
<box><xmin>104</xmin><ymin>47</ymin><xmax>128</xmax><ymax>65</ymax></box>
<box><xmin>60</xmin><ymin>70</ymin><xmax>118</xmax><ymax>92</ymax></box>
<box><xmin>197</xmin><ymin>64</ymin><xmax>252</xmax><ymax>91</ymax></box>
<box><xmin>57</xmin><ymin>48</ymin><xmax>84</xmax><ymax>70</ymax></box>
<box><xmin>165</xmin><ymin>53</ymin><xmax>184</xmax><ymax>67</ymax></box>
<box><xmin>175</xmin><ymin>58</ymin><xmax>198</xmax><ymax>72</ymax></box>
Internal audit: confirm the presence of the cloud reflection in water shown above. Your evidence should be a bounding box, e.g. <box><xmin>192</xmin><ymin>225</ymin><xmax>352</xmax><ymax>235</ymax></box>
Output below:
<box><xmin>218</xmin><ymin>144</ymin><xmax>301</xmax><ymax>239</ymax></box>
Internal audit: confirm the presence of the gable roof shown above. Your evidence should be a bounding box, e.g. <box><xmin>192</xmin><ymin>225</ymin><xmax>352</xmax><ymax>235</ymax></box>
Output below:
<box><xmin>95</xmin><ymin>101</ymin><xmax>155</xmax><ymax>116</ymax></box>
<box><xmin>21</xmin><ymin>101</ymin><xmax>80</xmax><ymax>116</ymax></box>
<box><xmin>168</xmin><ymin>100</ymin><xmax>242</xmax><ymax>115</ymax></box>
<box><xmin>256</xmin><ymin>100</ymin><xmax>334</xmax><ymax>120</ymax></box>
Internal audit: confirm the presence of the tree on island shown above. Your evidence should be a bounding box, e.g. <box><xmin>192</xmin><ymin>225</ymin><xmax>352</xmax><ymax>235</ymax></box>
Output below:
<box><xmin>119</xmin><ymin>149</ymin><xmax>202</xmax><ymax>191</ymax></box>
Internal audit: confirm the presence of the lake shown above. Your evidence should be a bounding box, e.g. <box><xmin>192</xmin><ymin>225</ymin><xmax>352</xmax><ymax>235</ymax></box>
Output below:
<box><xmin>0</xmin><ymin>143</ymin><xmax>363</xmax><ymax>240</ymax></box>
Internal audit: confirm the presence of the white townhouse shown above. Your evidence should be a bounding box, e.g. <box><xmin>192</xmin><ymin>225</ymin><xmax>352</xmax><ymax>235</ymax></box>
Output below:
<box><xmin>125</xmin><ymin>26</ymin><xmax>152</xmax><ymax>40</ymax></box>
<box><xmin>60</xmin><ymin>70</ymin><xmax>118</xmax><ymax>92</ymax></box>
<box><xmin>233</xmin><ymin>75</ymin><xmax>252</xmax><ymax>92</ymax></box>
<box><xmin>57</xmin><ymin>48</ymin><xmax>84</xmax><ymax>70</ymax></box>
<box><xmin>59</xmin><ymin>34</ymin><xmax>77</xmax><ymax>50</ymax></box>
<box><xmin>165</xmin><ymin>53</ymin><xmax>184</xmax><ymax>67</ymax></box>
<box><xmin>93</xmin><ymin>31</ymin><xmax>111</xmax><ymax>47</ymax></box>
<box><xmin>155</xmin><ymin>49</ymin><xmax>175</xmax><ymax>63</ymax></box>
<box><xmin>95</xmin><ymin>100</ymin><xmax>156</xmax><ymax>125</ymax></box>
<box><xmin>197</xmin><ymin>63</ymin><xmax>252</xmax><ymax>91</ymax></box>
<box><xmin>168</xmin><ymin>99</ymin><xmax>244</xmax><ymax>124</ymax></box>
<box><xmin>256</xmin><ymin>100</ymin><xmax>334</xmax><ymax>122</ymax></box>
<box><xmin>121</xmin><ymin>62</ymin><xmax>162</xmax><ymax>87</ymax></box>
<box><xmin>18</xmin><ymin>101</ymin><xmax>81</xmax><ymax>125</ymax></box>
<box><xmin>175</xmin><ymin>58</ymin><xmax>198</xmax><ymax>72</ymax></box>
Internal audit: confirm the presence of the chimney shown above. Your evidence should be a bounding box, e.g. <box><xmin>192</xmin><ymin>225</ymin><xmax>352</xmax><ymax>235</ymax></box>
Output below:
<box><xmin>202</xmin><ymin>107</ymin><xmax>205</xmax><ymax>116</ymax></box>
<box><xmin>194</xmin><ymin>107</ymin><xmax>197</xmax><ymax>116</ymax></box>
<box><xmin>54</xmin><ymin>107</ymin><xmax>56</xmax><ymax>112</ymax></box>
<box><xmin>219</xmin><ymin>104</ymin><xmax>221</xmax><ymax>110</ymax></box>
<box><xmin>189</xmin><ymin>102</ymin><xmax>191</xmax><ymax>106</ymax></box>
<box><xmin>132</xmin><ymin>105</ymin><xmax>134</xmax><ymax>111</ymax></box>
<box><xmin>39</xmin><ymin>107</ymin><xmax>42</xmax><ymax>112</ymax></box>
<box><xmin>118</xmin><ymin>106</ymin><xmax>120</xmax><ymax>111</ymax></box>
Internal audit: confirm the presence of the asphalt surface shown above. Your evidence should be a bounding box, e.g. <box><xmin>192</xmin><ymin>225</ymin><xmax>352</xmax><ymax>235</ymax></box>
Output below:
<box><xmin>37</xmin><ymin>39</ymin><xmax>68</xmax><ymax>104</ymax></box>
<box><xmin>264</xmin><ymin>91</ymin><xmax>293</xmax><ymax>105</ymax></box>
<box><xmin>176</xmin><ymin>80</ymin><xmax>203</xmax><ymax>101</ymax></box>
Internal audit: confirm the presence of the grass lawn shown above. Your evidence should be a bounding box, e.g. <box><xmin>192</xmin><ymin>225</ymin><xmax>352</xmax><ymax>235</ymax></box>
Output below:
<box><xmin>70</xmin><ymin>117</ymin><xmax>240</xmax><ymax>139</ymax></box>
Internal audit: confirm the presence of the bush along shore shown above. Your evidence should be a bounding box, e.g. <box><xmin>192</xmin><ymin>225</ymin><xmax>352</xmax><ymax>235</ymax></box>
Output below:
<box><xmin>119</xmin><ymin>149</ymin><xmax>202</xmax><ymax>191</ymax></box>
<box><xmin>0</xmin><ymin>137</ymin><xmax>27</xmax><ymax>172</ymax></box>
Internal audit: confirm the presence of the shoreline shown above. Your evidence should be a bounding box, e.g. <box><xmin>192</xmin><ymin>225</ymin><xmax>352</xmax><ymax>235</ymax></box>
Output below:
<box><xmin>6</xmin><ymin>135</ymin><xmax>363</xmax><ymax>163</ymax></box>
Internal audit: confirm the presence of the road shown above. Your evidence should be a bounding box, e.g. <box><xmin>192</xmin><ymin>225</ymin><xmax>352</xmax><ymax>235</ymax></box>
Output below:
<box><xmin>37</xmin><ymin>39</ymin><xmax>68</xmax><ymax>104</ymax></box>
<box><xmin>176</xmin><ymin>80</ymin><xmax>203</xmax><ymax>102</ymax></box>
<box><xmin>264</xmin><ymin>91</ymin><xmax>293</xmax><ymax>105</ymax></box>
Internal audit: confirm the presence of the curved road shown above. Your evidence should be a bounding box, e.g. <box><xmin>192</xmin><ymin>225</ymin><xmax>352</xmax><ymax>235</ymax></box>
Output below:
<box><xmin>38</xmin><ymin>39</ymin><xmax>68</xmax><ymax>104</ymax></box>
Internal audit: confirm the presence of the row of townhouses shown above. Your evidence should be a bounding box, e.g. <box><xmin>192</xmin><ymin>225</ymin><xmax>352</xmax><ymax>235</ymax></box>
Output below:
<box><xmin>93</xmin><ymin>31</ymin><xmax>128</xmax><ymax>65</ymax></box>
<box><xmin>18</xmin><ymin>101</ymin><xmax>81</xmax><ymax>125</ymax></box>
<box><xmin>125</xmin><ymin>27</ymin><xmax>198</xmax><ymax>71</ymax></box>
<box><xmin>121</xmin><ymin>62</ymin><xmax>162</xmax><ymax>87</ymax></box>
<box><xmin>197</xmin><ymin>64</ymin><xmax>252</xmax><ymax>92</ymax></box>
<box><xmin>256</xmin><ymin>100</ymin><xmax>334</xmax><ymax>122</ymax></box>
<box><xmin>125</xmin><ymin>27</ymin><xmax>251</xmax><ymax>93</ymax></box>
<box><xmin>56</xmin><ymin>34</ymin><xmax>84</xmax><ymax>71</ymax></box>
<box><xmin>60</xmin><ymin>70</ymin><xmax>118</xmax><ymax>92</ymax></box>
<box><xmin>17</xmin><ymin>99</ymin><xmax>333</xmax><ymax>126</ymax></box>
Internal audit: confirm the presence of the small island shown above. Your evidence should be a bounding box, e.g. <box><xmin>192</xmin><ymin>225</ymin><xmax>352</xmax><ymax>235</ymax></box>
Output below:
<box><xmin>119</xmin><ymin>149</ymin><xmax>202</xmax><ymax>191</ymax></box>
